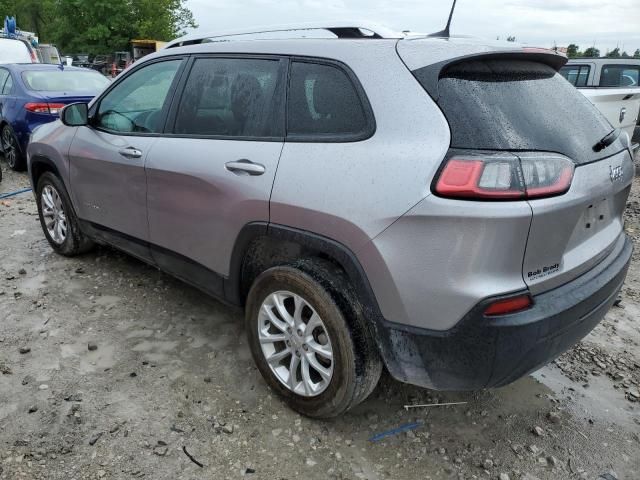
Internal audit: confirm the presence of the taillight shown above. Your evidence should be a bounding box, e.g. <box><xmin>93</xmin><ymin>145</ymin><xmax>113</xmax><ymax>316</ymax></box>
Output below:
<box><xmin>484</xmin><ymin>294</ymin><xmax>533</xmax><ymax>316</ymax></box>
<box><xmin>24</xmin><ymin>103</ymin><xmax>66</xmax><ymax>115</ymax></box>
<box><xmin>434</xmin><ymin>152</ymin><xmax>574</xmax><ymax>201</ymax></box>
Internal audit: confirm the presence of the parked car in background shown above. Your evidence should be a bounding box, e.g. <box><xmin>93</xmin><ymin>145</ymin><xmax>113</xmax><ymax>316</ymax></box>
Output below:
<box><xmin>1</xmin><ymin>16</ymin><xmax>40</xmax><ymax>64</ymax></box>
<box><xmin>27</xmin><ymin>23</ymin><xmax>634</xmax><ymax>417</ymax></box>
<box><xmin>0</xmin><ymin>37</ymin><xmax>38</xmax><ymax>64</ymax></box>
<box><xmin>91</xmin><ymin>54</ymin><xmax>113</xmax><ymax>74</ymax></box>
<box><xmin>561</xmin><ymin>58</ymin><xmax>640</xmax><ymax>151</ymax></box>
<box><xmin>38</xmin><ymin>44</ymin><xmax>62</xmax><ymax>64</ymax></box>
<box><xmin>0</xmin><ymin>64</ymin><xmax>109</xmax><ymax>170</ymax></box>
<box><xmin>69</xmin><ymin>53</ymin><xmax>92</xmax><ymax>68</ymax></box>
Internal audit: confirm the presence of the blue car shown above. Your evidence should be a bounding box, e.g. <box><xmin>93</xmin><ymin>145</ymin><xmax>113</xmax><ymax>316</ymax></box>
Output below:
<box><xmin>0</xmin><ymin>63</ymin><xmax>109</xmax><ymax>171</ymax></box>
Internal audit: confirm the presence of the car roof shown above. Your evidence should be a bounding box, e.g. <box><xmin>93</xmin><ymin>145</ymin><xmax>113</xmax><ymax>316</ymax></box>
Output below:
<box><xmin>566</xmin><ymin>58</ymin><xmax>640</xmax><ymax>66</ymax></box>
<box><xmin>148</xmin><ymin>35</ymin><xmax>528</xmax><ymax>69</ymax></box>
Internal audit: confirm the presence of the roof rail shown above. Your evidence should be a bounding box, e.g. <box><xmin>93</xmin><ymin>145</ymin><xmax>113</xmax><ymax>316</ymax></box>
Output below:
<box><xmin>165</xmin><ymin>21</ymin><xmax>404</xmax><ymax>49</ymax></box>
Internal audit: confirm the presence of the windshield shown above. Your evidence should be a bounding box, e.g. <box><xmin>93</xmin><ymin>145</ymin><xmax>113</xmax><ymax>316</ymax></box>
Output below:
<box><xmin>0</xmin><ymin>39</ymin><xmax>32</xmax><ymax>63</ymax></box>
<box><xmin>22</xmin><ymin>69</ymin><xmax>109</xmax><ymax>92</ymax></box>
<box><xmin>414</xmin><ymin>59</ymin><xmax>625</xmax><ymax>164</ymax></box>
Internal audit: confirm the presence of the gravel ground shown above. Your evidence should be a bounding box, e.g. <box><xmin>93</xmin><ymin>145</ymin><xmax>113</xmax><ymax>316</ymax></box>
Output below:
<box><xmin>0</xmin><ymin>155</ymin><xmax>639</xmax><ymax>480</ymax></box>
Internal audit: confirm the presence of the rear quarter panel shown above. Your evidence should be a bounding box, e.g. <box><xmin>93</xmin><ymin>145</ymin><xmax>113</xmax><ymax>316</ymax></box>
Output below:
<box><xmin>270</xmin><ymin>42</ymin><xmax>451</xmax><ymax>251</ymax></box>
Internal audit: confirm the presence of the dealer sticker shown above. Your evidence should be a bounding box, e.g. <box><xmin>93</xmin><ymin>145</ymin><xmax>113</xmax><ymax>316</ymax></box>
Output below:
<box><xmin>527</xmin><ymin>263</ymin><xmax>560</xmax><ymax>281</ymax></box>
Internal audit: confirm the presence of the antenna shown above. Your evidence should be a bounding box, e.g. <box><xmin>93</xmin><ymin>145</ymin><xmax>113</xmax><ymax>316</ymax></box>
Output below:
<box><xmin>429</xmin><ymin>0</ymin><xmax>458</xmax><ymax>38</ymax></box>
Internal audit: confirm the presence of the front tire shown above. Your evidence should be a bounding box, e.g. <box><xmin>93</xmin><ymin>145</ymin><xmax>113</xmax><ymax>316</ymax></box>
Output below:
<box><xmin>245</xmin><ymin>261</ymin><xmax>382</xmax><ymax>418</ymax></box>
<box><xmin>36</xmin><ymin>172</ymin><xmax>94</xmax><ymax>256</ymax></box>
<box><xmin>1</xmin><ymin>125</ymin><xmax>25</xmax><ymax>171</ymax></box>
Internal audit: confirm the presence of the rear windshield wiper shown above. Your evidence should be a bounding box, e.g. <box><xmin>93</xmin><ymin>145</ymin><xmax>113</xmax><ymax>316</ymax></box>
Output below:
<box><xmin>593</xmin><ymin>128</ymin><xmax>621</xmax><ymax>153</ymax></box>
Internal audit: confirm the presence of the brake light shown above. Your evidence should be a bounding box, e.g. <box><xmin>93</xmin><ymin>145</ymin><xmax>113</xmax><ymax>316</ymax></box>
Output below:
<box><xmin>484</xmin><ymin>294</ymin><xmax>532</xmax><ymax>316</ymax></box>
<box><xmin>435</xmin><ymin>153</ymin><xmax>574</xmax><ymax>201</ymax></box>
<box><xmin>24</xmin><ymin>103</ymin><xmax>66</xmax><ymax>115</ymax></box>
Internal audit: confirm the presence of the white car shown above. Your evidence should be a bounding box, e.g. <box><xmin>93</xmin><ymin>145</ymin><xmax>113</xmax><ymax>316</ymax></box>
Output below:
<box><xmin>561</xmin><ymin>58</ymin><xmax>640</xmax><ymax>150</ymax></box>
<box><xmin>0</xmin><ymin>37</ymin><xmax>37</xmax><ymax>63</ymax></box>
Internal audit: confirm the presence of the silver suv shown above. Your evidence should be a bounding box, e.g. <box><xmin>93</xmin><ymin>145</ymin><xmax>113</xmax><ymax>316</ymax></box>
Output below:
<box><xmin>27</xmin><ymin>23</ymin><xmax>634</xmax><ymax>417</ymax></box>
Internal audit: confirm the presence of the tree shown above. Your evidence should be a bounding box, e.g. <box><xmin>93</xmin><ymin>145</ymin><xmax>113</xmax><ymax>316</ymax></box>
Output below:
<box><xmin>566</xmin><ymin>44</ymin><xmax>580</xmax><ymax>58</ymax></box>
<box><xmin>506</xmin><ymin>36</ymin><xmax>516</xmax><ymax>42</ymax></box>
<box><xmin>621</xmin><ymin>51</ymin><xmax>630</xmax><ymax>58</ymax></box>
<box><xmin>583</xmin><ymin>47</ymin><xmax>600</xmax><ymax>58</ymax></box>
<box><xmin>607</xmin><ymin>47</ymin><xmax>621</xmax><ymax>58</ymax></box>
<box><xmin>635</xmin><ymin>49</ymin><xmax>640</xmax><ymax>59</ymax></box>
<box><xmin>0</xmin><ymin>0</ymin><xmax>56</xmax><ymax>40</ymax></box>
<box><xmin>0</xmin><ymin>0</ymin><xmax>196</xmax><ymax>54</ymax></box>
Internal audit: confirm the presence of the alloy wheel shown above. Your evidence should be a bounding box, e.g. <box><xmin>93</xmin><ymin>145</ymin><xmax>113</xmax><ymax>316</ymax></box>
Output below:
<box><xmin>258</xmin><ymin>290</ymin><xmax>334</xmax><ymax>397</ymax></box>
<box><xmin>2</xmin><ymin>128</ymin><xmax>17</xmax><ymax>169</ymax></box>
<box><xmin>41</xmin><ymin>185</ymin><xmax>67</xmax><ymax>245</ymax></box>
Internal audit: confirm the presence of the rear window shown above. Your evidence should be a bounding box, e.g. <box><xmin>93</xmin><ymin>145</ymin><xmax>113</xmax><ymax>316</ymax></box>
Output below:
<box><xmin>22</xmin><ymin>70</ymin><xmax>109</xmax><ymax>92</ymax></box>
<box><xmin>0</xmin><ymin>39</ymin><xmax>32</xmax><ymax>63</ymax></box>
<box><xmin>414</xmin><ymin>59</ymin><xmax>624</xmax><ymax>164</ymax></box>
<box><xmin>599</xmin><ymin>64</ymin><xmax>640</xmax><ymax>87</ymax></box>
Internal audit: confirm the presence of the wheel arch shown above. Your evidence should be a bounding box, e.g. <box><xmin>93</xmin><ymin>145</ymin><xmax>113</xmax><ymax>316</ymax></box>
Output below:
<box><xmin>30</xmin><ymin>155</ymin><xmax>62</xmax><ymax>189</ymax></box>
<box><xmin>226</xmin><ymin>223</ymin><xmax>384</xmax><ymax>324</ymax></box>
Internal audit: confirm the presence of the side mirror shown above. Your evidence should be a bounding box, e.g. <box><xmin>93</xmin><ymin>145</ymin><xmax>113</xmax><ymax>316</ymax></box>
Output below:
<box><xmin>61</xmin><ymin>103</ymin><xmax>89</xmax><ymax>127</ymax></box>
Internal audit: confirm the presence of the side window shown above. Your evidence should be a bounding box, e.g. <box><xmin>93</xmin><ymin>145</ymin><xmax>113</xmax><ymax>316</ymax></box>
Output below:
<box><xmin>173</xmin><ymin>57</ymin><xmax>285</xmax><ymax>138</ymax></box>
<box><xmin>3</xmin><ymin>74</ymin><xmax>14</xmax><ymax>95</ymax></box>
<box><xmin>600</xmin><ymin>65</ymin><xmax>640</xmax><ymax>87</ymax></box>
<box><xmin>95</xmin><ymin>59</ymin><xmax>183</xmax><ymax>134</ymax></box>
<box><xmin>287</xmin><ymin>61</ymin><xmax>371</xmax><ymax>139</ymax></box>
<box><xmin>0</xmin><ymin>69</ymin><xmax>8</xmax><ymax>94</ymax></box>
<box><xmin>621</xmin><ymin>68</ymin><xmax>639</xmax><ymax>87</ymax></box>
<box><xmin>560</xmin><ymin>65</ymin><xmax>590</xmax><ymax>87</ymax></box>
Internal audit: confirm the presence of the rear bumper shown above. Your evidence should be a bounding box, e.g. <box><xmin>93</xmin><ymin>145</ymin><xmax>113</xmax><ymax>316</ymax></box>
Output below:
<box><xmin>375</xmin><ymin>234</ymin><xmax>632</xmax><ymax>390</ymax></box>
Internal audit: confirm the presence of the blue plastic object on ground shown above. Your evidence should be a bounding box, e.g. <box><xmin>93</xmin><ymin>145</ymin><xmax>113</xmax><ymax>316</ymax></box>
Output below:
<box><xmin>0</xmin><ymin>188</ymin><xmax>32</xmax><ymax>200</ymax></box>
<box><xmin>368</xmin><ymin>422</ymin><xmax>423</xmax><ymax>442</ymax></box>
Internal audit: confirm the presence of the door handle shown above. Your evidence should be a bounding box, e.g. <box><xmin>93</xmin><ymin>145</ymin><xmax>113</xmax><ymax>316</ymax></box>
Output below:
<box><xmin>225</xmin><ymin>159</ymin><xmax>265</xmax><ymax>176</ymax></box>
<box><xmin>118</xmin><ymin>147</ymin><xmax>143</xmax><ymax>159</ymax></box>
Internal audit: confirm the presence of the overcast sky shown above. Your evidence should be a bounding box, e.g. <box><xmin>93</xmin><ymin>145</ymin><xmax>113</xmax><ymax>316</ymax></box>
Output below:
<box><xmin>184</xmin><ymin>0</ymin><xmax>639</xmax><ymax>54</ymax></box>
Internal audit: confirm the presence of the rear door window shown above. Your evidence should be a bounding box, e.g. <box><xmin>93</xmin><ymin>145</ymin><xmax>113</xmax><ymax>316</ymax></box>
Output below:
<box><xmin>560</xmin><ymin>64</ymin><xmax>590</xmax><ymax>86</ymax></box>
<box><xmin>414</xmin><ymin>59</ymin><xmax>624</xmax><ymax>164</ymax></box>
<box><xmin>173</xmin><ymin>57</ymin><xmax>285</xmax><ymax>138</ymax></box>
<box><xmin>0</xmin><ymin>69</ymin><xmax>9</xmax><ymax>93</ymax></box>
<box><xmin>287</xmin><ymin>60</ymin><xmax>372</xmax><ymax>140</ymax></box>
<box><xmin>2</xmin><ymin>73</ymin><xmax>13</xmax><ymax>95</ymax></box>
<box><xmin>599</xmin><ymin>64</ymin><xmax>640</xmax><ymax>87</ymax></box>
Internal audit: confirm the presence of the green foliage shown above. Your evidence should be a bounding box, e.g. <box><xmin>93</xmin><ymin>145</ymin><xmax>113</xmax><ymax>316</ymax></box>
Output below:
<box><xmin>506</xmin><ymin>36</ymin><xmax>516</xmax><ymax>42</ymax></box>
<box><xmin>635</xmin><ymin>49</ymin><xmax>640</xmax><ymax>59</ymax></box>
<box><xmin>566</xmin><ymin>44</ymin><xmax>580</xmax><ymax>58</ymax></box>
<box><xmin>606</xmin><ymin>47</ymin><xmax>621</xmax><ymax>58</ymax></box>
<box><xmin>0</xmin><ymin>0</ymin><xmax>196</xmax><ymax>54</ymax></box>
<box><xmin>583</xmin><ymin>47</ymin><xmax>600</xmax><ymax>58</ymax></box>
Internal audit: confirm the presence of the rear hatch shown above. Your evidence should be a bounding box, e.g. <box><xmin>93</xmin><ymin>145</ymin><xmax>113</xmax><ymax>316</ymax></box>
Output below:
<box><xmin>398</xmin><ymin>40</ymin><xmax>633</xmax><ymax>294</ymax></box>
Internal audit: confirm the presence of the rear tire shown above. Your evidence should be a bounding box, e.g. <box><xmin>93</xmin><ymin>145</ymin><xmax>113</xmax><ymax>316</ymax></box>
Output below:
<box><xmin>245</xmin><ymin>260</ymin><xmax>382</xmax><ymax>418</ymax></box>
<box><xmin>1</xmin><ymin>125</ymin><xmax>25</xmax><ymax>171</ymax></box>
<box><xmin>36</xmin><ymin>172</ymin><xmax>94</xmax><ymax>256</ymax></box>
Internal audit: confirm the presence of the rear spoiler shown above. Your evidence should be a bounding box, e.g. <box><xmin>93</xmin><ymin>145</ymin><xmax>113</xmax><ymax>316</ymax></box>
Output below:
<box><xmin>412</xmin><ymin>49</ymin><xmax>568</xmax><ymax>99</ymax></box>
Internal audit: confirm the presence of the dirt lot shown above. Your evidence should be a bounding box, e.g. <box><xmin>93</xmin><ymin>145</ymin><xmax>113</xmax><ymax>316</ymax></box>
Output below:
<box><xmin>0</xmin><ymin>156</ymin><xmax>639</xmax><ymax>480</ymax></box>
